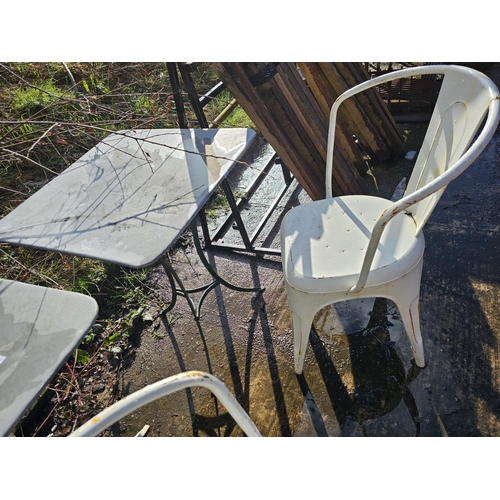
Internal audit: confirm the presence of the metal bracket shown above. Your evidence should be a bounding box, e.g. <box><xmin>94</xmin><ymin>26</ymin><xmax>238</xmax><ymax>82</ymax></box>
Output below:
<box><xmin>159</xmin><ymin>219</ymin><xmax>264</xmax><ymax>321</ymax></box>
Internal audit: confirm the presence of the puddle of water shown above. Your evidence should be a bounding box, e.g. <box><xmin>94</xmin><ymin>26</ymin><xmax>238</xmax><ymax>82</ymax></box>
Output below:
<box><xmin>314</xmin><ymin>299</ymin><xmax>376</xmax><ymax>336</ymax></box>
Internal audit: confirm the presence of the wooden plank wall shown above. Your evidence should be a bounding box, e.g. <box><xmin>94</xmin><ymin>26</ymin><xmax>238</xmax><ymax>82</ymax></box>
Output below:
<box><xmin>213</xmin><ymin>62</ymin><xmax>405</xmax><ymax>201</ymax></box>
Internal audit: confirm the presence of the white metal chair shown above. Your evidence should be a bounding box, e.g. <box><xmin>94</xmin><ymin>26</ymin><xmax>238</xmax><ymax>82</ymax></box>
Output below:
<box><xmin>70</xmin><ymin>370</ymin><xmax>262</xmax><ymax>437</ymax></box>
<box><xmin>281</xmin><ymin>65</ymin><xmax>500</xmax><ymax>374</ymax></box>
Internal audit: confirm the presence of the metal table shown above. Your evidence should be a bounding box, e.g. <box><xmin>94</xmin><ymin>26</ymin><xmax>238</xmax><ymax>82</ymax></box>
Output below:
<box><xmin>0</xmin><ymin>128</ymin><xmax>262</xmax><ymax>319</ymax></box>
<box><xmin>0</xmin><ymin>278</ymin><xmax>98</xmax><ymax>436</ymax></box>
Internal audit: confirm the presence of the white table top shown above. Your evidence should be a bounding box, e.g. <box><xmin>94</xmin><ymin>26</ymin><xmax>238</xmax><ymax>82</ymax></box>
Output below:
<box><xmin>0</xmin><ymin>279</ymin><xmax>98</xmax><ymax>436</ymax></box>
<box><xmin>0</xmin><ymin>128</ymin><xmax>256</xmax><ymax>268</ymax></box>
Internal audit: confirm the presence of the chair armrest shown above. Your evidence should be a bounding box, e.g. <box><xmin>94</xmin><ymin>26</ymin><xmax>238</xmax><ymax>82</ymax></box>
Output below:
<box><xmin>349</xmin><ymin>97</ymin><xmax>500</xmax><ymax>295</ymax></box>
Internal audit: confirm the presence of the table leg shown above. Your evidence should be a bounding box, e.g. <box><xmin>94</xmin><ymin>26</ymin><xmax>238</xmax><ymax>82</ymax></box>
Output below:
<box><xmin>190</xmin><ymin>218</ymin><xmax>264</xmax><ymax>294</ymax></box>
<box><xmin>158</xmin><ymin>219</ymin><xmax>264</xmax><ymax>321</ymax></box>
<box><xmin>159</xmin><ymin>257</ymin><xmax>218</xmax><ymax>320</ymax></box>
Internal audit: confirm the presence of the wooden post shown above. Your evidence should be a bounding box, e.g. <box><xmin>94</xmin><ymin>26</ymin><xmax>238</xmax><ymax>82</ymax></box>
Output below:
<box><xmin>297</xmin><ymin>62</ymin><xmax>405</xmax><ymax>161</ymax></box>
<box><xmin>213</xmin><ymin>62</ymin><xmax>405</xmax><ymax>201</ymax></box>
<box><xmin>213</xmin><ymin>62</ymin><xmax>367</xmax><ymax>200</ymax></box>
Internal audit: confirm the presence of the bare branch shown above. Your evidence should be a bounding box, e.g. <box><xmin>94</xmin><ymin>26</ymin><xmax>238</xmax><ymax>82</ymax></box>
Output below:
<box><xmin>0</xmin><ymin>247</ymin><xmax>62</xmax><ymax>289</ymax></box>
<box><xmin>0</xmin><ymin>185</ymin><xmax>29</xmax><ymax>197</ymax></box>
<box><xmin>0</xmin><ymin>63</ymin><xmax>76</xmax><ymax>103</ymax></box>
<box><xmin>61</xmin><ymin>62</ymin><xmax>80</xmax><ymax>101</ymax></box>
<box><xmin>0</xmin><ymin>120</ymin><xmax>277</xmax><ymax>179</ymax></box>
<box><xmin>27</xmin><ymin>123</ymin><xmax>60</xmax><ymax>157</ymax></box>
<box><xmin>1</xmin><ymin>147</ymin><xmax>58</xmax><ymax>175</ymax></box>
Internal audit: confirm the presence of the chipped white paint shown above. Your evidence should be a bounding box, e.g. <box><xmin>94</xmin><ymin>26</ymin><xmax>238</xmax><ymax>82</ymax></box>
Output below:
<box><xmin>282</xmin><ymin>65</ymin><xmax>500</xmax><ymax>374</ymax></box>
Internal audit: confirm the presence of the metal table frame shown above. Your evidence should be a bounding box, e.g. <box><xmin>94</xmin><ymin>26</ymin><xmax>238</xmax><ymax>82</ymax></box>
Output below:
<box><xmin>167</xmin><ymin>62</ymin><xmax>295</xmax><ymax>257</ymax></box>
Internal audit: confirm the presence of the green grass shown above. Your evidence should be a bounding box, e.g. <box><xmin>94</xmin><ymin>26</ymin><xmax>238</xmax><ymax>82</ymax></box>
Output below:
<box><xmin>204</xmin><ymin>186</ymin><xmax>244</xmax><ymax>220</ymax></box>
<box><xmin>10</xmin><ymin>79</ymin><xmax>67</xmax><ymax>114</ymax></box>
<box><xmin>0</xmin><ymin>63</ymin><xmax>207</xmax><ymax>304</ymax></box>
<box><xmin>133</xmin><ymin>94</ymin><xmax>160</xmax><ymax>115</ymax></box>
<box><xmin>201</xmin><ymin>87</ymin><xmax>255</xmax><ymax>130</ymax></box>
<box><xmin>109</xmin><ymin>268</ymin><xmax>149</xmax><ymax>307</ymax></box>
<box><xmin>69</xmin><ymin>259</ymin><xmax>115</xmax><ymax>295</ymax></box>
<box><xmin>0</xmin><ymin>62</ymin><xmax>256</xmax><ymax>302</ymax></box>
<box><xmin>224</xmin><ymin>106</ymin><xmax>254</xmax><ymax>128</ymax></box>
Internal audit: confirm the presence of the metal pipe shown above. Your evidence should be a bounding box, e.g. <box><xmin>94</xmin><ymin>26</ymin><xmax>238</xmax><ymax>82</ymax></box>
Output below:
<box><xmin>209</xmin><ymin>98</ymin><xmax>238</xmax><ymax>128</ymax></box>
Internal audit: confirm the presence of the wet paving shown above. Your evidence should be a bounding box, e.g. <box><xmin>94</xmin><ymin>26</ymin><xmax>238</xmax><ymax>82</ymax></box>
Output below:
<box><xmin>113</xmin><ymin>66</ymin><xmax>500</xmax><ymax>437</ymax></box>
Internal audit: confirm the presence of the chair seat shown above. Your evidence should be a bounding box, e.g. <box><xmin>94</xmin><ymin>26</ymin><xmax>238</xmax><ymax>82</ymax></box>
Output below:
<box><xmin>281</xmin><ymin>195</ymin><xmax>425</xmax><ymax>294</ymax></box>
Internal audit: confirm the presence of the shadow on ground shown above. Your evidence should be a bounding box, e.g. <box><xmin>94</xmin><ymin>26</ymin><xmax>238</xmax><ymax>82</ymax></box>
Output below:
<box><xmin>113</xmin><ymin>64</ymin><xmax>500</xmax><ymax>437</ymax></box>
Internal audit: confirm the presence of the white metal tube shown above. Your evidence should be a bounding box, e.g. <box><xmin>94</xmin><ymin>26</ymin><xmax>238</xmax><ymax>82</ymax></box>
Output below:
<box><xmin>70</xmin><ymin>371</ymin><xmax>262</xmax><ymax>437</ymax></box>
<box><xmin>325</xmin><ymin>64</ymin><xmax>492</xmax><ymax>198</ymax></box>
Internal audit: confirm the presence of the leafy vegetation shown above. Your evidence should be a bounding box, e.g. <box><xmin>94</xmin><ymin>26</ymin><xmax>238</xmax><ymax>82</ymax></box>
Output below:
<box><xmin>0</xmin><ymin>62</ymin><xmax>255</xmax><ymax>436</ymax></box>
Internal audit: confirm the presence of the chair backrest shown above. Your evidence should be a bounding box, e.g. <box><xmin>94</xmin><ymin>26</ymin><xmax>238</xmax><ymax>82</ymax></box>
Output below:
<box><xmin>327</xmin><ymin>66</ymin><xmax>500</xmax><ymax>228</ymax></box>
<box><xmin>405</xmin><ymin>65</ymin><xmax>500</xmax><ymax>233</ymax></box>
<box><xmin>326</xmin><ymin>65</ymin><xmax>500</xmax><ymax>294</ymax></box>
<box><xmin>69</xmin><ymin>370</ymin><xmax>262</xmax><ymax>437</ymax></box>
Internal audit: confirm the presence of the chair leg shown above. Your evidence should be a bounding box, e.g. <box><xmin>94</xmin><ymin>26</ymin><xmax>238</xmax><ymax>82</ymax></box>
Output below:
<box><xmin>290</xmin><ymin>309</ymin><xmax>316</xmax><ymax>374</ymax></box>
<box><xmin>398</xmin><ymin>295</ymin><xmax>425</xmax><ymax>368</ymax></box>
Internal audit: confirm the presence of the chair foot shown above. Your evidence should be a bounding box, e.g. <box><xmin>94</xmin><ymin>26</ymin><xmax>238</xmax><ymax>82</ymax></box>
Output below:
<box><xmin>412</xmin><ymin>353</ymin><xmax>426</xmax><ymax>368</ymax></box>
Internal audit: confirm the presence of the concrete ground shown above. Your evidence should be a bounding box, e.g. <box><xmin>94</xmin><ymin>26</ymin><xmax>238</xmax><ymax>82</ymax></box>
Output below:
<box><xmin>114</xmin><ymin>65</ymin><xmax>500</xmax><ymax>437</ymax></box>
